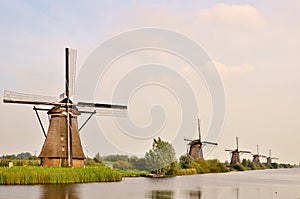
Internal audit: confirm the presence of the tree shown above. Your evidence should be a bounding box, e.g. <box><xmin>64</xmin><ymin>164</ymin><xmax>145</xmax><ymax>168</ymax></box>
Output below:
<box><xmin>179</xmin><ymin>154</ymin><xmax>192</xmax><ymax>169</ymax></box>
<box><xmin>16</xmin><ymin>152</ymin><xmax>32</xmax><ymax>159</ymax></box>
<box><xmin>134</xmin><ymin>158</ymin><xmax>146</xmax><ymax>171</ymax></box>
<box><xmin>103</xmin><ymin>154</ymin><xmax>129</xmax><ymax>162</ymax></box>
<box><xmin>113</xmin><ymin>160</ymin><xmax>133</xmax><ymax>170</ymax></box>
<box><xmin>129</xmin><ymin>156</ymin><xmax>146</xmax><ymax>171</ymax></box>
<box><xmin>145</xmin><ymin>137</ymin><xmax>176</xmax><ymax>174</ymax></box>
<box><xmin>93</xmin><ymin>153</ymin><xmax>102</xmax><ymax>163</ymax></box>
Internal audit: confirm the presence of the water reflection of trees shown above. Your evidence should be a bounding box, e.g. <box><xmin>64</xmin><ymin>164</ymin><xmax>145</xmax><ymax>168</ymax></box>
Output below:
<box><xmin>189</xmin><ymin>190</ymin><xmax>202</xmax><ymax>199</ymax></box>
<box><xmin>146</xmin><ymin>190</ymin><xmax>202</xmax><ymax>199</ymax></box>
<box><xmin>146</xmin><ymin>190</ymin><xmax>174</xmax><ymax>199</ymax></box>
<box><xmin>39</xmin><ymin>185</ymin><xmax>79</xmax><ymax>199</ymax></box>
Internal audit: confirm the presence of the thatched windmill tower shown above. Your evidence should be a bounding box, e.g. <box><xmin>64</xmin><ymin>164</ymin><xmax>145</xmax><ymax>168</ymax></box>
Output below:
<box><xmin>266</xmin><ymin>149</ymin><xmax>278</xmax><ymax>164</ymax></box>
<box><xmin>3</xmin><ymin>48</ymin><xmax>127</xmax><ymax>168</ymax></box>
<box><xmin>184</xmin><ymin>119</ymin><xmax>217</xmax><ymax>159</ymax></box>
<box><xmin>252</xmin><ymin>145</ymin><xmax>266</xmax><ymax>163</ymax></box>
<box><xmin>225</xmin><ymin>137</ymin><xmax>251</xmax><ymax>165</ymax></box>
<box><xmin>38</xmin><ymin>99</ymin><xmax>85</xmax><ymax>167</ymax></box>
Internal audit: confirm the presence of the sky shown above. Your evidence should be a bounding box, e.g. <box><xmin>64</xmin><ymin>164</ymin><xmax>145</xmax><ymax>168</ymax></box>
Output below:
<box><xmin>0</xmin><ymin>0</ymin><xmax>299</xmax><ymax>164</ymax></box>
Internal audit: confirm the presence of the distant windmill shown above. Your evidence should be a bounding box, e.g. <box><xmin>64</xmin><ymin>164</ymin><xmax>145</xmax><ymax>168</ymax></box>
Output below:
<box><xmin>252</xmin><ymin>145</ymin><xmax>266</xmax><ymax>163</ymax></box>
<box><xmin>184</xmin><ymin>119</ymin><xmax>217</xmax><ymax>159</ymax></box>
<box><xmin>266</xmin><ymin>149</ymin><xmax>278</xmax><ymax>164</ymax></box>
<box><xmin>225</xmin><ymin>137</ymin><xmax>251</xmax><ymax>165</ymax></box>
<box><xmin>3</xmin><ymin>48</ymin><xmax>127</xmax><ymax>168</ymax></box>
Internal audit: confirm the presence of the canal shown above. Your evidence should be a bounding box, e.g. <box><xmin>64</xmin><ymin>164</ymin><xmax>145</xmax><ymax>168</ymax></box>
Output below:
<box><xmin>1</xmin><ymin>168</ymin><xmax>300</xmax><ymax>199</ymax></box>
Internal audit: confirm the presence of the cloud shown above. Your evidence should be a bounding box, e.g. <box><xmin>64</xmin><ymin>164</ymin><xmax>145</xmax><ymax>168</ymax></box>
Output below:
<box><xmin>214</xmin><ymin>60</ymin><xmax>254</xmax><ymax>75</ymax></box>
<box><xmin>194</xmin><ymin>3</ymin><xmax>267</xmax><ymax>30</ymax></box>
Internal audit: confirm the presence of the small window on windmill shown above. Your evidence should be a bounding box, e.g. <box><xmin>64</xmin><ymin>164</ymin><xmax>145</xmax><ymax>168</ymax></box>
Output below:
<box><xmin>62</xmin><ymin>146</ymin><xmax>65</xmax><ymax>152</ymax></box>
<box><xmin>60</xmin><ymin>135</ymin><xmax>64</xmax><ymax>141</ymax></box>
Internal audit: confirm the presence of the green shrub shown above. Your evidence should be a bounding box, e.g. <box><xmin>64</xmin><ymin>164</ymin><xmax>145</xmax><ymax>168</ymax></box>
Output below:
<box><xmin>176</xmin><ymin>168</ymin><xmax>197</xmax><ymax>175</ymax></box>
<box><xmin>179</xmin><ymin>155</ymin><xmax>192</xmax><ymax>169</ymax></box>
<box><xmin>165</xmin><ymin>161</ymin><xmax>180</xmax><ymax>176</ymax></box>
<box><xmin>232</xmin><ymin>164</ymin><xmax>246</xmax><ymax>171</ymax></box>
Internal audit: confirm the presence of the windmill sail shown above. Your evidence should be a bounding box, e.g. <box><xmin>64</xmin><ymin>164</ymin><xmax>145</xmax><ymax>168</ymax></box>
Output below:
<box><xmin>95</xmin><ymin>108</ymin><xmax>127</xmax><ymax>117</ymax></box>
<box><xmin>65</xmin><ymin>48</ymin><xmax>72</xmax><ymax>167</ymax></box>
<box><xmin>184</xmin><ymin>137</ymin><xmax>193</xmax><ymax>142</ymax></box>
<box><xmin>197</xmin><ymin>118</ymin><xmax>201</xmax><ymax>142</ymax></box>
<box><xmin>202</xmin><ymin>141</ymin><xmax>218</xmax><ymax>145</ymax></box>
<box><xmin>77</xmin><ymin>102</ymin><xmax>127</xmax><ymax>109</ymax></box>
<box><xmin>77</xmin><ymin>102</ymin><xmax>127</xmax><ymax>117</ymax></box>
<box><xmin>3</xmin><ymin>90</ymin><xmax>58</xmax><ymax>105</ymax></box>
<box><xmin>67</xmin><ymin>48</ymin><xmax>77</xmax><ymax>98</ymax></box>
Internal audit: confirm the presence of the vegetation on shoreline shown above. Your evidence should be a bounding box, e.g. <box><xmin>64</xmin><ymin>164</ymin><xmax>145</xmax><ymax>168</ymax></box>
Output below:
<box><xmin>96</xmin><ymin>138</ymin><xmax>296</xmax><ymax>176</ymax></box>
<box><xmin>0</xmin><ymin>139</ymin><xmax>297</xmax><ymax>185</ymax></box>
<box><xmin>0</xmin><ymin>159</ymin><xmax>39</xmax><ymax>167</ymax></box>
<box><xmin>178</xmin><ymin>155</ymin><xmax>229</xmax><ymax>175</ymax></box>
<box><xmin>1</xmin><ymin>152</ymin><xmax>39</xmax><ymax>167</ymax></box>
<box><xmin>228</xmin><ymin>159</ymin><xmax>295</xmax><ymax>171</ymax></box>
<box><xmin>0</xmin><ymin>166</ymin><xmax>122</xmax><ymax>185</ymax></box>
<box><xmin>0</xmin><ymin>154</ymin><xmax>147</xmax><ymax>185</ymax></box>
<box><xmin>0</xmin><ymin>157</ymin><xmax>295</xmax><ymax>185</ymax></box>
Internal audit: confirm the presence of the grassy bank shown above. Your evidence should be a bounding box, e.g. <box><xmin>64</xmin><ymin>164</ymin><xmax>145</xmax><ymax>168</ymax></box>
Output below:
<box><xmin>0</xmin><ymin>159</ymin><xmax>39</xmax><ymax>167</ymax></box>
<box><xmin>118</xmin><ymin>170</ymin><xmax>148</xmax><ymax>177</ymax></box>
<box><xmin>0</xmin><ymin>166</ymin><xmax>122</xmax><ymax>185</ymax></box>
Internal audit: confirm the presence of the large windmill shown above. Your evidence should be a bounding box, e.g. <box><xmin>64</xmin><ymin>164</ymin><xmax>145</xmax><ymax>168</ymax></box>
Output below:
<box><xmin>3</xmin><ymin>48</ymin><xmax>127</xmax><ymax>168</ymax></box>
<box><xmin>252</xmin><ymin>145</ymin><xmax>266</xmax><ymax>163</ymax></box>
<box><xmin>184</xmin><ymin>119</ymin><xmax>217</xmax><ymax>159</ymax></box>
<box><xmin>225</xmin><ymin>137</ymin><xmax>251</xmax><ymax>165</ymax></box>
<box><xmin>266</xmin><ymin>149</ymin><xmax>278</xmax><ymax>164</ymax></box>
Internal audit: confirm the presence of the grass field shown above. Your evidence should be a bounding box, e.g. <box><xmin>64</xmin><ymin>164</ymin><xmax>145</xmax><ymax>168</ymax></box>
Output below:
<box><xmin>0</xmin><ymin>166</ymin><xmax>123</xmax><ymax>185</ymax></box>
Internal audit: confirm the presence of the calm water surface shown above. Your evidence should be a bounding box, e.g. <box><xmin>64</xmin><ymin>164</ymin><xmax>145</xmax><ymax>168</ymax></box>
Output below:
<box><xmin>1</xmin><ymin>168</ymin><xmax>300</xmax><ymax>199</ymax></box>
